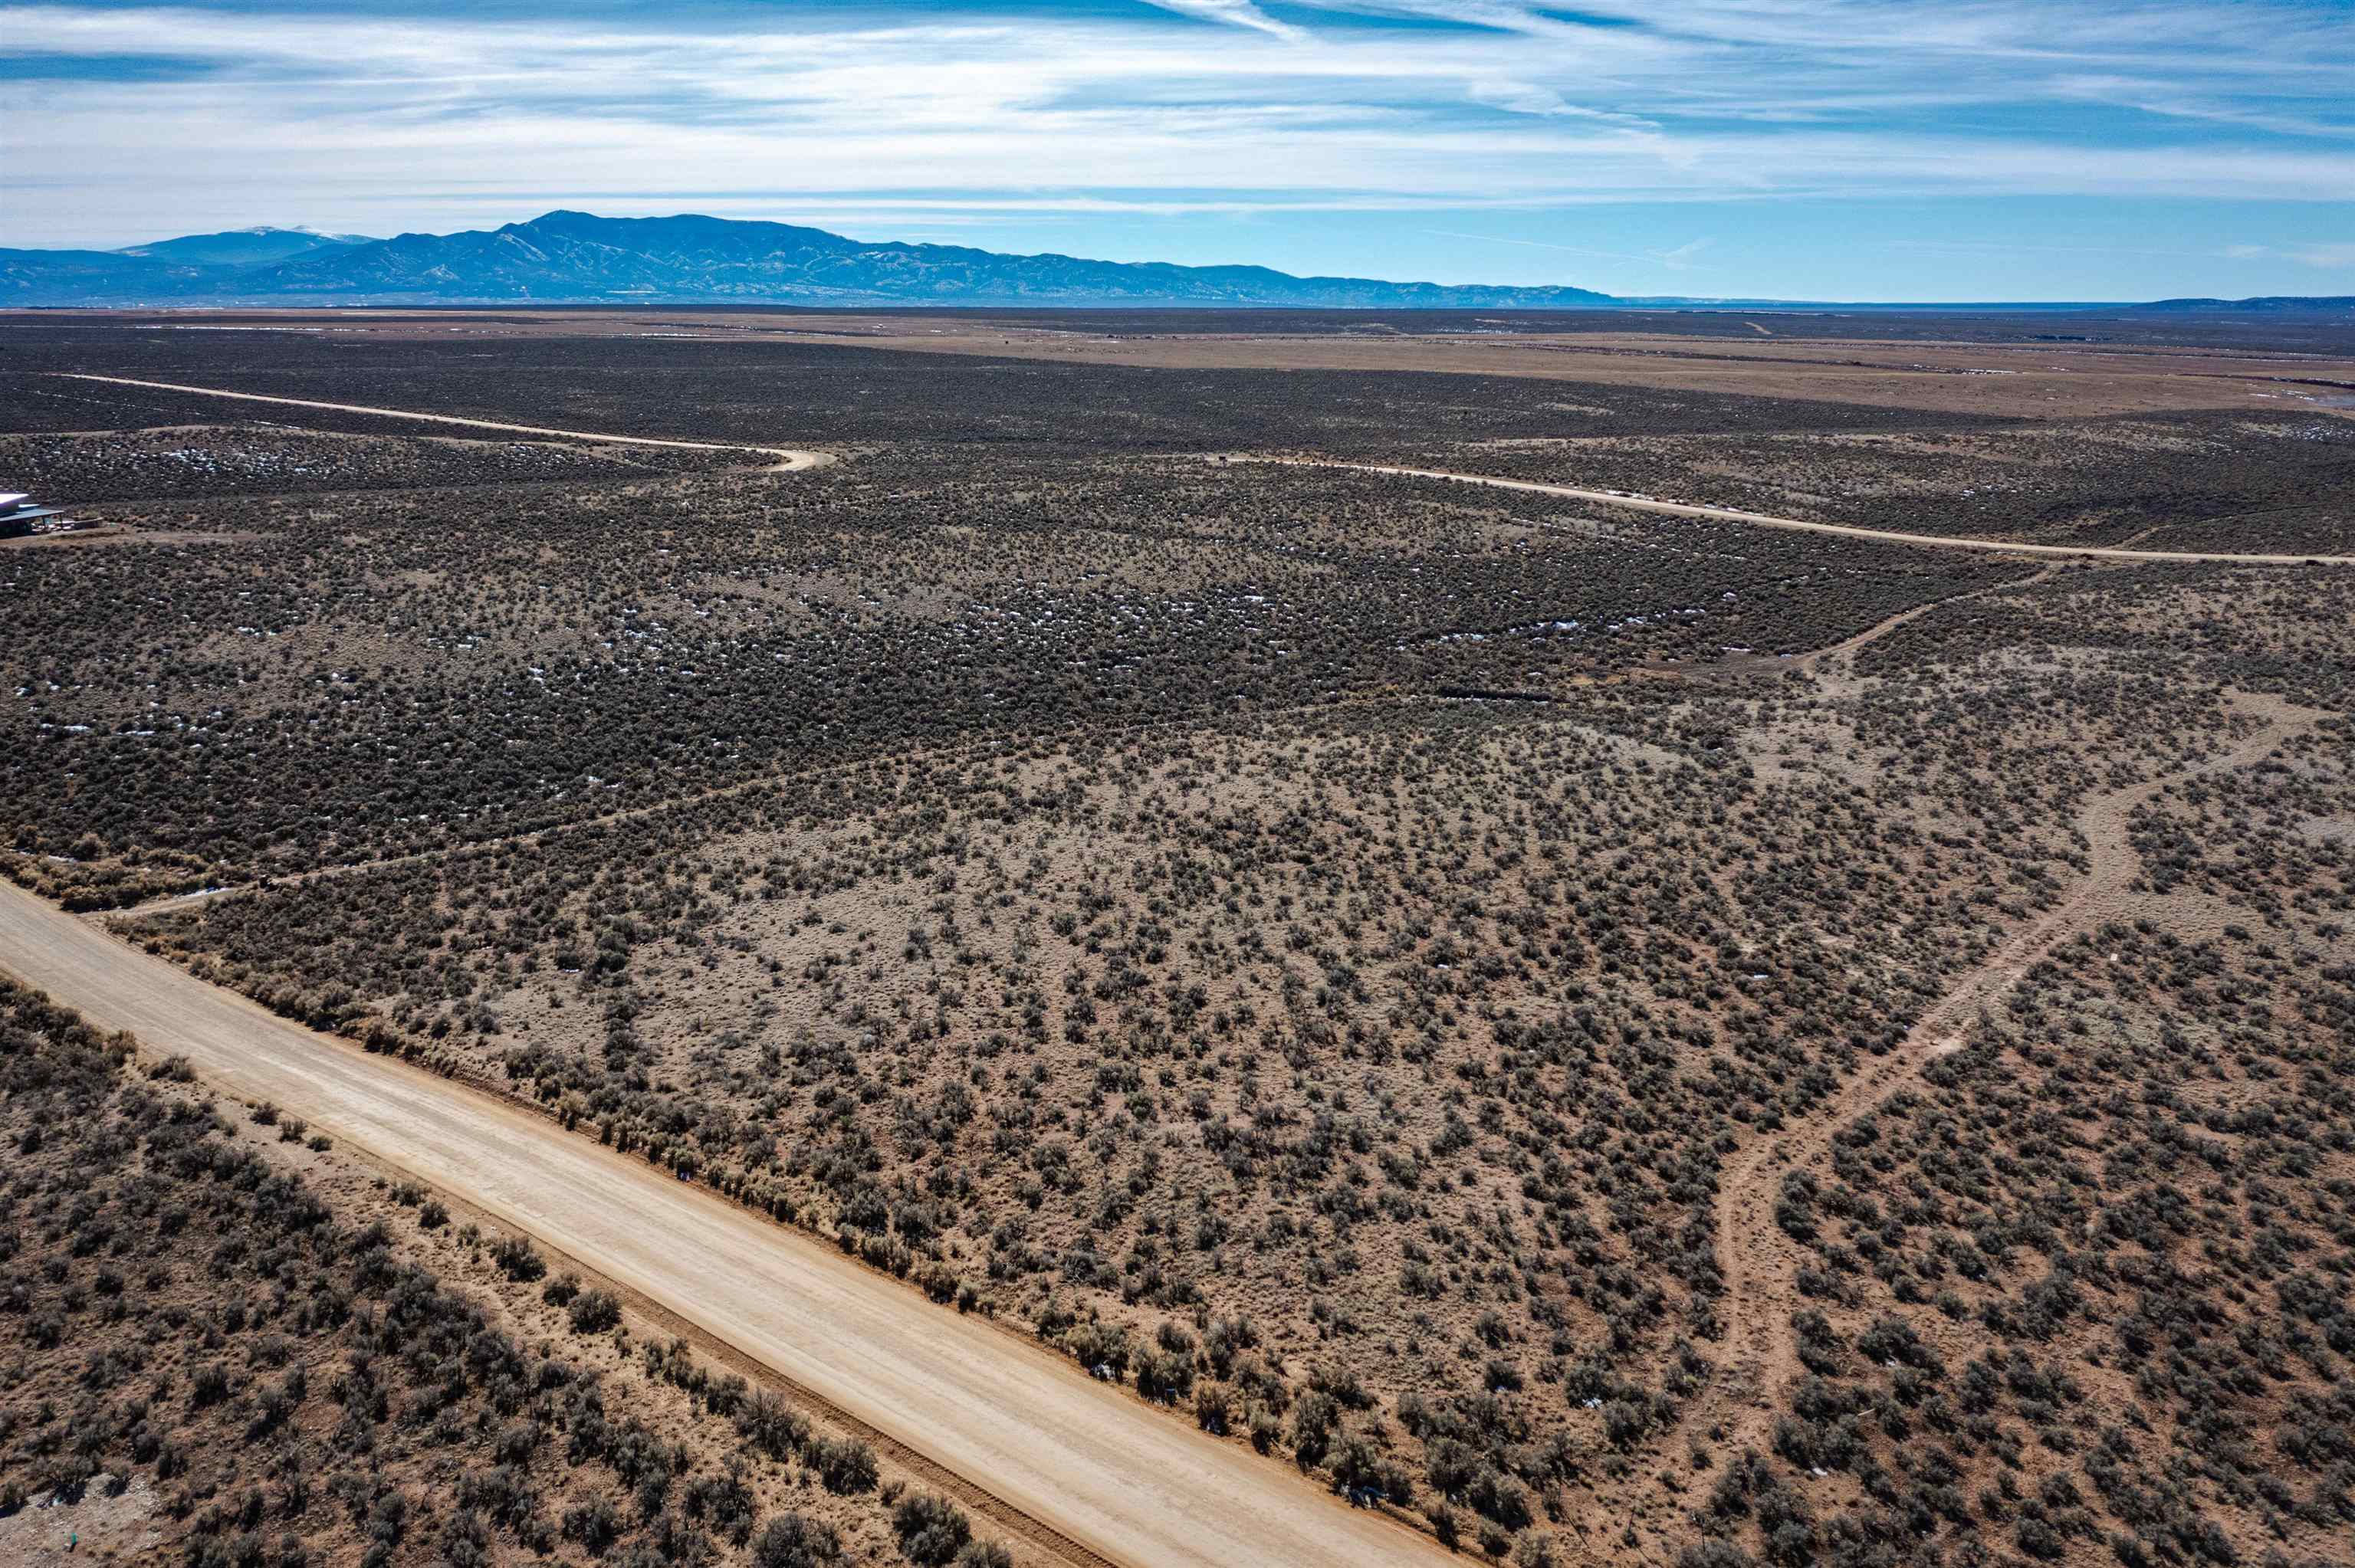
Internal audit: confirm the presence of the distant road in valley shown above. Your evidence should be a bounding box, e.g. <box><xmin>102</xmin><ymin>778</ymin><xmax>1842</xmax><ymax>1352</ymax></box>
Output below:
<box><xmin>54</xmin><ymin>374</ymin><xmax>833</xmax><ymax>471</ymax></box>
<box><xmin>1244</xmin><ymin>458</ymin><xmax>2355</xmax><ymax>566</ymax></box>
<box><xmin>18</xmin><ymin>368</ymin><xmax>2348</xmax><ymax>1568</ymax></box>
<box><xmin>49</xmin><ymin>373</ymin><xmax>2349</xmax><ymax>564</ymax></box>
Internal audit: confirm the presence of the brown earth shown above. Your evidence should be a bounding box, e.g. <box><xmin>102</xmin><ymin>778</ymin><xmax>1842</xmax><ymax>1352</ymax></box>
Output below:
<box><xmin>52</xmin><ymin>374</ymin><xmax>833</xmax><ymax>471</ymax></box>
<box><xmin>28</xmin><ymin>308</ymin><xmax>2355</xmax><ymax>418</ymax></box>
<box><xmin>31</xmin><ymin>311</ymin><xmax>2355</xmax><ymax>418</ymax></box>
<box><xmin>1667</xmin><ymin>700</ymin><xmax>2323</xmax><ymax>1470</ymax></box>
<box><xmin>1234</xmin><ymin>458</ymin><xmax>2355</xmax><ymax>566</ymax></box>
<box><xmin>756</xmin><ymin>327</ymin><xmax>2355</xmax><ymax>419</ymax></box>
<box><xmin>0</xmin><ymin>874</ymin><xmax>1455</xmax><ymax>1568</ymax></box>
<box><xmin>6</xmin><ymin>319</ymin><xmax>2351</xmax><ymax>1568</ymax></box>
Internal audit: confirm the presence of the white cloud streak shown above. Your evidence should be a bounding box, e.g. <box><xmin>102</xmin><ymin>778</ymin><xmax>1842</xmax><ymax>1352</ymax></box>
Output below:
<box><xmin>1138</xmin><ymin>0</ymin><xmax>1309</xmax><ymax>41</ymax></box>
<box><xmin>2</xmin><ymin>1</ymin><xmax>2351</xmax><ymax>248</ymax></box>
<box><xmin>2225</xmin><ymin>241</ymin><xmax>2355</xmax><ymax>271</ymax></box>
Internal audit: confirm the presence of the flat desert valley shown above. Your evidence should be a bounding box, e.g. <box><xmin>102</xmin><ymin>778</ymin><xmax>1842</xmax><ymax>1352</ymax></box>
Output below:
<box><xmin>5</xmin><ymin>305</ymin><xmax>2354</xmax><ymax>1568</ymax></box>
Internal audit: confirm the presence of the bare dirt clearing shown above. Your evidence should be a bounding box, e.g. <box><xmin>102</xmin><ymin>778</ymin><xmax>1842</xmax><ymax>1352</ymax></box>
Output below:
<box><xmin>0</xmin><ymin>1471</ymin><xmax>165</xmax><ymax>1565</ymax></box>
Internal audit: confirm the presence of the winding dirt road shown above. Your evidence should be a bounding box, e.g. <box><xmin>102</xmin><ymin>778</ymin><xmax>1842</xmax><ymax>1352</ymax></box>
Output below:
<box><xmin>1239</xmin><ymin>458</ymin><xmax>2355</xmax><ymax>566</ymax></box>
<box><xmin>0</xmin><ymin>876</ymin><xmax>1451</xmax><ymax>1568</ymax></box>
<box><xmin>53</xmin><ymin>375</ymin><xmax>833</xmax><ymax>471</ymax></box>
<box><xmin>20</xmin><ymin>376</ymin><xmax>2342</xmax><ymax>1560</ymax></box>
<box><xmin>49</xmin><ymin>374</ymin><xmax>2342</xmax><ymax>563</ymax></box>
<box><xmin>1669</xmin><ymin>710</ymin><xmax>2312</xmax><ymax>1462</ymax></box>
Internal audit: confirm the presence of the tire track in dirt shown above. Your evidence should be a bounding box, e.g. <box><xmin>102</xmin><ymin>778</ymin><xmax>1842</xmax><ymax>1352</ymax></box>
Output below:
<box><xmin>87</xmin><ymin>561</ymin><xmax>2048</xmax><ymax>927</ymax></box>
<box><xmin>1233</xmin><ymin>458</ymin><xmax>2355</xmax><ymax>566</ymax></box>
<box><xmin>51</xmin><ymin>375</ymin><xmax>835</xmax><ymax>471</ymax></box>
<box><xmin>88</xmin><ymin>690</ymin><xmax>1450</xmax><ymax>920</ymax></box>
<box><xmin>1667</xmin><ymin>710</ymin><xmax>2313</xmax><ymax>1468</ymax></box>
<box><xmin>1701</xmin><ymin>563</ymin><xmax>2058</xmax><ymax>681</ymax></box>
<box><xmin>88</xmin><ymin>670</ymin><xmax>1692</xmax><ymax>923</ymax></box>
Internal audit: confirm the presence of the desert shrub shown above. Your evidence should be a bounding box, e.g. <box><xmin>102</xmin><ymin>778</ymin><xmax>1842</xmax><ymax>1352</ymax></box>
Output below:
<box><xmin>751</xmin><ymin>1513</ymin><xmax>842</xmax><ymax>1568</ymax></box>
<box><xmin>568</xmin><ymin>1289</ymin><xmax>622</xmax><ymax>1334</ymax></box>
<box><xmin>891</xmin><ymin>1491</ymin><xmax>971</xmax><ymax>1566</ymax></box>
<box><xmin>736</xmin><ymin>1389</ymin><xmax>811</xmax><ymax>1461</ymax></box>
<box><xmin>490</xmin><ymin>1235</ymin><xmax>547</xmax><ymax>1282</ymax></box>
<box><xmin>806</xmin><ymin>1436</ymin><xmax>878</xmax><ymax>1494</ymax></box>
<box><xmin>562</xmin><ymin>1495</ymin><xmax>622</xmax><ymax>1555</ymax></box>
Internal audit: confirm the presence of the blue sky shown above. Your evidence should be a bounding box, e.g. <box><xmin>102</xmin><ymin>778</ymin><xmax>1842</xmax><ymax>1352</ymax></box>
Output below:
<box><xmin>4</xmin><ymin>0</ymin><xmax>2352</xmax><ymax>300</ymax></box>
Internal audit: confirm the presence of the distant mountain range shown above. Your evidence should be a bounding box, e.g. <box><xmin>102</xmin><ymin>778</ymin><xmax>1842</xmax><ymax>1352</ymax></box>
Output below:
<box><xmin>0</xmin><ymin>210</ymin><xmax>1614</xmax><ymax>309</ymax></box>
<box><xmin>4</xmin><ymin>212</ymin><xmax>2350</xmax><ymax>313</ymax></box>
<box><xmin>114</xmin><ymin>225</ymin><xmax>380</xmax><ymax>269</ymax></box>
<box><xmin>2136</xmin><ymin>295</ymin><xmax>2355</xmax><ymax>313</ymax></box>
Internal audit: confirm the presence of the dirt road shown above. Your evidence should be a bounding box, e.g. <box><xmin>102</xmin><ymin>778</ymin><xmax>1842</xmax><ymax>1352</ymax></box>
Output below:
<box><xmin>52</xmin><ymin>375</ymin><xmax>833</xmax><ymax>471</ymax></box>
<box><xmin>1670</xmin><ymin>710</ymin><xmax>2311</xmax><ymax>1461</ymax></box>
<box><xmin>0</xmin><ymin>877</ymin><xmax>1450</xmax><ymax>1568</ymax></box>
<box><xmin>48</xmin><ymin>375</ymin><xmax>2335</xmax><ymax>563</ymax></box>
<box><xmin>1248</xmin><ymin>458</ymin><xmax>2355</xmax><ymax>566</ymax></box>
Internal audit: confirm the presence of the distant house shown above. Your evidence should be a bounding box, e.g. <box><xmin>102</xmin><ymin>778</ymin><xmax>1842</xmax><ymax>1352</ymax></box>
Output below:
<box><xmin>0</xmin><ymin>493</ymin><xmax>71</xmax><ymax>540</ymax></box>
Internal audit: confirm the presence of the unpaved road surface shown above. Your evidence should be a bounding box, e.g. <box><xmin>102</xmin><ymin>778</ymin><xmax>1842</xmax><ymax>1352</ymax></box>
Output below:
<box><xmin>54</xmin><ymin>375</ymin><xmax>833</xmax><ymax>471</ymax></box>
<box><xmin>1671</xmin><ymin>710</ymin><xmax>2312</xmax><ymax>1461</ymax></box>
<box><xmin>47</xmin><ymin>376</ymin><xmax>2337</xmax><ymax>563</ymax></box>
<box><xmin>0</xmin><ymin>877</ymin><xmax>1450</xmax><ymax>1568</ymax></box>
<box><xmin>1250</xmin><ymin>458</ymin><xmax>2355</xmax><ymax>566</ymax></box>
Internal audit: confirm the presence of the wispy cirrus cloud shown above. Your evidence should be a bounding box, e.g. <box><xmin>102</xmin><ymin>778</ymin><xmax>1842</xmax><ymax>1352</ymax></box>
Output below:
<box><xmin>2226</xmin><ymin>241</ymin><xmax>2355</xmax><ymax>270</ymax></box>
<box><xmin>2</xmin><ymin>0</ymin><xmax>2351</xmax><ymax>290</ymax></box>
<box><xmin>1139</xmin><ymin>0</ymin><xmax>1309</xmax><ymax>40</ymax></box>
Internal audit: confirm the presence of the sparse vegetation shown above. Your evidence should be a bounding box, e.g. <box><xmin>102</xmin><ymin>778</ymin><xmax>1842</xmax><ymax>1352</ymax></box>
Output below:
<box><xmin>0</xmin><ymin>970</ymin><xmax>1015</xmax><ymax>1565</ymax></box>
<box><xmin>4</xmin><ymin>312</ymin><xmax>2350</xmax><ymax>1563</ymax></box>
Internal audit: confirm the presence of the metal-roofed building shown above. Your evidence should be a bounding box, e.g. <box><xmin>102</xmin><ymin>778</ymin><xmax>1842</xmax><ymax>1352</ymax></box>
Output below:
<box><xmin>0</xmin><ymin>494</ymin><xmax>72</xmax><ymax>539</ymax></box>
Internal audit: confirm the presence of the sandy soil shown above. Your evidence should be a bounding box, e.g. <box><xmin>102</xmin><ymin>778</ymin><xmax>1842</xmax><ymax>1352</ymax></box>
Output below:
<box><xmin>0</xmin><ymin>1474</ymin><xmax>164</xmax><ymax>1566</ymax></box>
<box><xmin>0</xmin><ymin>874</ymin><xmax>1455</xmax><ymax>1568</ymax></box>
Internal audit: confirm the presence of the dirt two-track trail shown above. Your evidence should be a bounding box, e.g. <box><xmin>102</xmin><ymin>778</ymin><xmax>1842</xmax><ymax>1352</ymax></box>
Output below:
<box><xmin>1243</xmin><ymin>458</ymin><xmax>2355</xmax><ymax>567</ymax></box>
<box><xmin>0</xmin><ymin>878</ymin><xmax>1454</xmax><ymax>1568</ymax></box>
<box><xmin>54</xmin><ymin>375</ymin><xmax>833</xmax><ymax>471</ymax></box>
<box><xmin>1667</xmin><ymin>710</ymin><xmax>2316</xmax><ymax>1464</ymax></box>
<box><xmin>45</xmin><ymin>375</ymin><xmax>2355</xmax><ymax>566</ymax></box>
<box><xmin>18</xmin><ymin>371</ymin><xmax>2344</xmax><ymax>1564</ymax></box>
